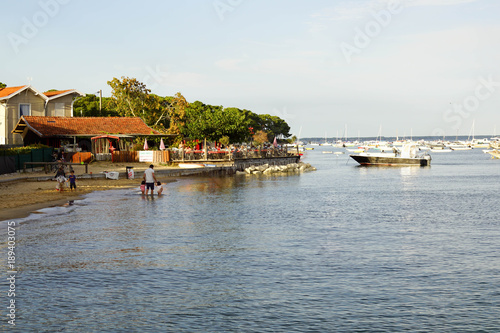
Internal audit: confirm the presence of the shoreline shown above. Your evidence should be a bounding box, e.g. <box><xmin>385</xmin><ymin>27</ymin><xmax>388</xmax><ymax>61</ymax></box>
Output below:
<box><xmin>0</xmin><ymin>178</ymin><xmax>146</xmax><ymax>221</ymax></box>
<box><xmin>0</xmin><ymin>178</ymin><xmax>181</xmax><ymax>222</ymax></box>
<box><xmin>0</xmin><ymin>157</ymin><xmax>300</xmax><ymax>221</ymax></box>
<box><xmin>0</xmin><ymin>161</ymin><xmax>181</xmax><ymax>222</ymax></box>
<box><xmin>1</xmin><ymin>195</ymin><xmax>85</xmax><ymax>221</ymax></box>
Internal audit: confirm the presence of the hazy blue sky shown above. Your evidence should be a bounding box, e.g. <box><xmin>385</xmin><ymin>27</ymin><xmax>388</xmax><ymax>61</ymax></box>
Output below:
<box><xmin>2</xmin><ymin>0</ymin><xmax>500</xmax><ymax>138</ymax></box>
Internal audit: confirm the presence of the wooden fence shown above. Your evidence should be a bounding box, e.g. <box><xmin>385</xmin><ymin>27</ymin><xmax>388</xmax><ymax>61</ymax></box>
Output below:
<box><xmin>112</xmin><ymin>151</ymin><xmax>139</xmax><ymax>163</ymax></box>
<box><xmin>112</xmin><ymin>151</ymin><xmax>171</xmax><ymax>163</ymax></box>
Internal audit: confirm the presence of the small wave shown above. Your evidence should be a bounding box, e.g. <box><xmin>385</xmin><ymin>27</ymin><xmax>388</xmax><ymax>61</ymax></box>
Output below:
<box><xmin>19</xmin><ymin>202</ymin><xmax>79</xmax><ymax>224</ymax></box>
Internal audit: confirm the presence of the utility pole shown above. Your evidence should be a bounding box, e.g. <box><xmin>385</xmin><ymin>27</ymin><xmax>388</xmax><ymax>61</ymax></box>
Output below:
<box><xmin>99</xmin><ymin>90</ymin><xmax>102</xmax><ymax>114</ymax></box>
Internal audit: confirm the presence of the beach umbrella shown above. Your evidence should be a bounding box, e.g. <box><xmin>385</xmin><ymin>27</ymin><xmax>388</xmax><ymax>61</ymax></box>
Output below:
<box><xmin>273</xmin><ymin>136</ymin><xmax>278</xmax><ymax>148</ymax></box>
<box><xmin>143</xmin><ymin>139</ymin><xmax>149</xmax><ymax>150</ymax></box>
<box><xmin>159</xmin><ymin>138</ymin><xmax>165</xmax><ymax>150</ymax></box>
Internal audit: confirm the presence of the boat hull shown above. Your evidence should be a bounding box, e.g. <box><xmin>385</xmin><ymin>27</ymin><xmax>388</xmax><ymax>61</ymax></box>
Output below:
<box><xmin>349</xmin><ymin>154</ymin><xmax>431</xmax><ymax>166</ymax></box>
<box><xmin>487</xmin><ymin>150</ymin><xmax>500</xmax><ymax>159</ymax></box>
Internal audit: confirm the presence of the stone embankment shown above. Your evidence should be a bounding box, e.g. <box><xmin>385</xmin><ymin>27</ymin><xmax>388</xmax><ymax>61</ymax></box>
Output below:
<box><xmin>236</xmin><ymin>162</ymin><xmax>317</xmax><ymax>175</ymax></box>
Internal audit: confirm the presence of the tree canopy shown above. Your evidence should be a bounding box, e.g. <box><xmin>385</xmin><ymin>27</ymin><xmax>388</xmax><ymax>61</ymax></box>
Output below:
<box><xmin>0</xmin><ymin>82</ymin><xmax>7</xmax><ymax>89</ymax></box>
<box><xmin>256</xmin><ymin>114</ymin><xmax>291</xmax><ymax>140</ymax></box>
<box><xmin>165</xmin><ymin>92</ymin><xmax>189</xmax><ymax>137</ymax></box>
<box><xmin>182</xmin><ymin>102</ymin><xmax>251</xmax><ymax>143</ymax></box>
<box><xmin>84</xmin><ymin>76</ymin><xmax>293</xmax><ymax>144</ymax></box>
<box><xmin>73</xmin><ymin>94</ymin><xmax>118</xmax><ymax>117</ymax></box>
<box><xmin>107</xmin><ymin>77</ymin><xmax>164</xmax><ymax>128</ymax></box>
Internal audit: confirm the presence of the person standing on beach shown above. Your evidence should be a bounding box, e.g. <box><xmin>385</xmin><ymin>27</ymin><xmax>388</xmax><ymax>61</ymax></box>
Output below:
<box><xmin>68</xmin><ymin>170</ymin><xmax>77</xmax><ymax>191</ymax></box>
<box><xmin>143</xmin><ymin>164</ymin><xmax>157</xmax><ymax>195</ymax></box>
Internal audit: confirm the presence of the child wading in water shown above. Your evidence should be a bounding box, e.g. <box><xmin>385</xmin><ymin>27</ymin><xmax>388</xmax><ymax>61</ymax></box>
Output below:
<box><xmin>68</xmin><ymin>171</ymin><xmax>77</xmax><ymax>191</ymax></box>
<box><xmin>156</xmin><ymin>181</ymin><xmax>163</xmax><ymax>195</ymax></box>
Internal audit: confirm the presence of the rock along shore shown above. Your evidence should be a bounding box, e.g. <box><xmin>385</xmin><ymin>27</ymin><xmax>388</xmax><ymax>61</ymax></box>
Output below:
<box><xmin>237</xmin><ymin>162</ymin><xmax>317</xmax><ymax>175</ymax></box>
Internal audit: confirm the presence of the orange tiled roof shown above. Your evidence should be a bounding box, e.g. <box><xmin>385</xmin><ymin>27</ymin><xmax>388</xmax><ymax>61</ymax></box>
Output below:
<box><xmin>43</xmin><ymin>89</ymin><xmax>73</xmax><ymax>97</ymax></box>
<box><xmin>16</xmin><ymin>116</ymin><xmax>161</xmax><ymax>137</ymax></box>
<box><xmin>0</xmin><ymin>85</ymin><xmax>28</xmax><ymax>98</ymax></box>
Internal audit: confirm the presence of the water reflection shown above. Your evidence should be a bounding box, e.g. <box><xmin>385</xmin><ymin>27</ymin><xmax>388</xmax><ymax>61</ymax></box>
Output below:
<box><xmin>7</xmin><ymin>150</ymin><xmax>500</xmax><ymax>332</ymax></box>
<box><xmin>176</xmin><ymin>176</ymin><xmax>239</xmax><ymax>194</ymax></box>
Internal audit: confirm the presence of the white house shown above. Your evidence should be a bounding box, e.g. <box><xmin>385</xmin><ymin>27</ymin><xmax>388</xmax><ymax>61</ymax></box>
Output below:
<box><xmin>0</xmin><ymin>85</ymin><xmax>84</xmax><ymax>145</ymax></box>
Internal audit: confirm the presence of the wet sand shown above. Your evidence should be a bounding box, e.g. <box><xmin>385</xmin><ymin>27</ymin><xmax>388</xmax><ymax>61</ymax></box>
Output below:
<box><xmin>0</xmin><ymin>162</ymin><xmax>177</xmax><ymax>221</ymax></box>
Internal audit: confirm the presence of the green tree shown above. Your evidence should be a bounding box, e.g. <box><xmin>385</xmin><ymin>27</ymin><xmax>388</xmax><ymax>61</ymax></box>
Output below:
<box><xmin>182</xmin><ymin>101</ymin><xmax>220</xmax><ymax>141</ymax></box>
<box><xmin>219</xmin><ymin>136</ymin><xmax>230</xmax><ymax>146</ymax></box>
<box><xmin>107</xmin><ymin>77</ymin><xmax>150</xmax><ymax>118</ymax></box>
<box><xmin>104</xmin><ymin>76</ymin><xmax>292</xmax><ymax>143</ymax></box>
<box><xmin>166</xmin><ymin>92</ymin><xmax>189</xmax><ymax>138</ymax></box>
<box><xmin>0</xmin><ymin>82</ymin><xmax>6</xmax><ymax>89</ymax></box>
<box><xmin>73</xmin><ymin>94</ymin><xmax>118</xmax><ymax>117</ymax></box>
<box><xmin>182</xmin><ymin>102</ymin><xmax>250</xmax><ymax>143</ymax></box>
<box><xmin>239</xmin><ymin>108</ymin><xmax>261</xmax><ymax>130</ymax></box>
<box><xmin>221</xmin><ymin>107</ymin><xmax>253</xmax><ymax>143</ymax></box>
<box><xmin>107</xmin><ymin>77</ymin><xmax>169</xmax><ymax>131</ymax></box>
<box><xmin>253</xmin><ymin>130</ymin><xmax>269</xmax><ymax>146</ymax></box>
<box><xmin>257</xmin><ymin>114</ymin><xmax>291</xmax><ymax>139</ymax></box>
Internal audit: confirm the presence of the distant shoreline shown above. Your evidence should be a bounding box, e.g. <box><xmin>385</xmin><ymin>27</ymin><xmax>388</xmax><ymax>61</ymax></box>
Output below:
<box><xmin>300</xmin><ymin>134</ymin><xmax>497</xmax><ymax>142</ymax></box>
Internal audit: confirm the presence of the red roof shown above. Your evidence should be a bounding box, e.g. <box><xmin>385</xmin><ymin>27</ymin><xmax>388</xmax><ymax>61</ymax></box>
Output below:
<box><xmin>13</xmin><ymin>116</ymin><xmax>162</xmax><ymax>137</ymax></box>
<box><xmin>43</xmin><ymin>89</ymin><xmax>73</xmax><ymax>97</ymax></box>
<box><xmin>0</xmin><ymin>85</ymin><xmax>28</xmax><ymax>98</ymax></box>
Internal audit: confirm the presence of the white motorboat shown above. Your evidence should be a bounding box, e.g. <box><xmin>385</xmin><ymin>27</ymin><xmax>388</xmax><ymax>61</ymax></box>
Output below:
<box><xmin>350</xmin><ymin>144</ymin><xmax>431</xmax><ymax>166</ymax></box>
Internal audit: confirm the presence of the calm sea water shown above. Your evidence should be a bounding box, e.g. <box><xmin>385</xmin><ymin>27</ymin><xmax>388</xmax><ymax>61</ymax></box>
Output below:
<box><xmin>2</xmin><ymin>147</ymin><xmax>500</xmax><ymax>332</ymax></box>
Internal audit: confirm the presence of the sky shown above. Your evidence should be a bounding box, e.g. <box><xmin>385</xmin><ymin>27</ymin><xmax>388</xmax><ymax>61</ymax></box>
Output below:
<box><xmin>2</xmin><ymin>0</ymin><xmax>500</xmax><ymax>138</ymax></box>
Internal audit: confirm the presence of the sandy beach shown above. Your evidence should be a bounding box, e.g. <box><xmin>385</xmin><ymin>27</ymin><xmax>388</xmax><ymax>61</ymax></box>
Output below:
<box><xmin>0</xmin><ymin>162</ymin><xmax>178</xmax><ymax>221</ymax></box>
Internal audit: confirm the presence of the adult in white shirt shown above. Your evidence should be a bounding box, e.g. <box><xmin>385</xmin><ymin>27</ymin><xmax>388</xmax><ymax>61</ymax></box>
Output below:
<box><xmin>143</xmin><ymin>164</ymin><xmax>157</xmax><ymax>195</ymax></box>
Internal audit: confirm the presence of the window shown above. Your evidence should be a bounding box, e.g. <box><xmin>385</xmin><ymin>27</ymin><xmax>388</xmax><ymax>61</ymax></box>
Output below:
<box><xmin>19</xmin><ymin>104</ymin><xmax>31</xmax><ymax>118</ymax></box>
<box><xmin>55</xmin><ymin>103</ymin><xmax>65</xmax><ymax>117</ymax></box>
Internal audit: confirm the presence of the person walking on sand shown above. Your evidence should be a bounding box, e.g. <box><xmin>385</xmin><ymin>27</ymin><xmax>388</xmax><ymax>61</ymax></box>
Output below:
<box><xmin>143</xmin><ymin>164</ymin><xmax>157</xmax><ymax>195</ymax></box>
<box><xmin>54</xmin><ymin>165</ymin><xmax>66</xmax><ymax>191</ymax></box>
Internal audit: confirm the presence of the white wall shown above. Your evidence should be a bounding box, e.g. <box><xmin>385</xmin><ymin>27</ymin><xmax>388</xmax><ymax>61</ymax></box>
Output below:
<box><xmin>0</xmin><ymin>103</ymin><xmax>6</xmax><ymax>145</ymax></box>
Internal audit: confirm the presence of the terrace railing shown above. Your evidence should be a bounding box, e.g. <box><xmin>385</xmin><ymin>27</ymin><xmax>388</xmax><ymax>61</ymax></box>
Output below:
<box><xmin>111</xmin><ymin>147</ymin><xmax>294</xmax><ymax>164</ymax></box>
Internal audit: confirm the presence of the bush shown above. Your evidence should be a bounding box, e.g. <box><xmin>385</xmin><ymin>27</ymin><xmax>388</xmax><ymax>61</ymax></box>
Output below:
<box><xmin>131</xmin><ymin>143</ymin><xmax>144</xmax><ymax>151</ymax></box>
<box><xmin>0</xmin><ymin>144</ymin><xmax>50</xmax><ymax>156</ymax></box>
